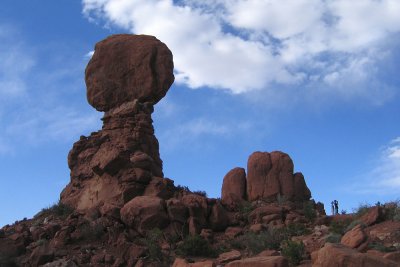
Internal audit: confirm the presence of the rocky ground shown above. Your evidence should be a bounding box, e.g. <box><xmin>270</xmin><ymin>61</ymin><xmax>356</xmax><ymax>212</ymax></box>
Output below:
<box><xmin>1</xmin><ymin>34</ymin><xmax>400</xmax><ymax>267</ymax></box>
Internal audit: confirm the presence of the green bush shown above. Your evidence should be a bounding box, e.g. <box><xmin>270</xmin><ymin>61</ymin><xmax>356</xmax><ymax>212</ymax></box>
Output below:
<box><xmin>344</xmin><ymin>220</ymin><xmax>365</xmax><ymax>233</ymax></box>
<box><xmin>140</xmin><ymin>228</ymin><xmax>164</xmax><ymax>262</ymax></box>
<box><xmin>368</xmin><ymin>241</ymin><xmax>396</xmax><ymax>253</ymax></box>
<box><xmin>283</xmin><ymin>223</ymin><xmax>311</xmax><ymax>238</ymax></box>
<box><xmin>37</xmin><ymin>200</ymin><xmax>74</xmax><ymax>219</ymax></box>
<box><xmin>238</xmin><ymin>201</ymin><xmax>254</xmax><ymax>217</ymax></box>
<box><xmin>230</xmin><ymin>229</ymin><xmax>285</xmax><ymax>254</ymax></box>
<box><xmin>281</xmin><ymin>240</ymin><xmax>305</xmax><ymax>266</ymax></box>
<box><xmin>303</xmin><ymin>201</ymin><xmax>317</xmax><ymax>221</ymax></box>
<box><xmin>176</xmin><ymin>235</ymin><xmax>216</xmax><ymax>257</ymax></box>
<box><xmin>353</xmin><ymin>203</ymin><xmax>371</xmax><ymax>218</ymax></box>
<box><xmin>325</xmin><ymin>233</ymin><xmax>341</xmax><ymax>243</ymax></box>
<box><xmin>383</xmin><ymin>201</ymin><xmax>400</xmax><ymax>221</ymax></box>
<box><xmin>329</xmin><ymin>219</ymin><xmax>352</xmax><ymax>235</ymax></box>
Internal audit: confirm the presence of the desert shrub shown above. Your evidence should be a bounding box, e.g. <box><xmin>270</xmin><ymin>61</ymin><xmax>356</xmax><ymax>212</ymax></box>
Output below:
<box><xmin>230</xmin><ymin>229</ymin><xmax>284</xmax><ymax>254</ymax></box>
<box><xmin>383</xmin><ymin>201</ymin><xmax>400</xmax><ymax>221</ymax></box>
<box><xmin>192</xmin><ymin>190</ymin><xmax>207</xmax><ymax>197</ymax></box>
<box><xmin>353</xmin><ymin>203</ymin><xmax>371</xmax><ymax>218</ymax></box>
<box><xmin>283</xmin><ymin>223</ymin><xmax>311</xmax><ymax>238</ymax></box>
<box><xmin>176</xmin><ymin>235</ymin><xmax>216</xmax><ymax>257</ymax></box>
<box><xmin>175</xmin><ymin>185</ymin><xmax>190</xmax><ymax>192</ymax></box>
<box><xmin>37</xmin><ymin>200</ymin><xmax>74</xmax><ymax>219</ymax></box>
<box><xmin>281</xmin><ymin>240</ymin><xmax>305</xmax><ymax>266</ymax></box>
<box><xmin>344</xmin><ymin>220</ymin><xmax>365</xmax><ymax>233</ymax></box>
<box><xmin>238</xmin><ymin>201</ymin><xmax>254</xmax><ymax>217</ymax></box>
<box><xmin>368</xmin><ymin>241</ymin><xmax>396</xmax><ymax>253</ymax></box>
<box><xmin>303</xmin><ymin>201</ymin><xmax>317</xmax><ymax>221</ymax></box>
<box><xmin>325</xmin><ymin>233</ymin><xmax>341</xmax><ymax>243</ymax></box>
<box><xmin>139</xmin><ymin>228</ymin><xmax>164</xmax><ymax>262</ymax></box>
<box><xmin>329</xmin><ymin>219</ymin><xmax>352</xmax><ymax>235</ymax></box>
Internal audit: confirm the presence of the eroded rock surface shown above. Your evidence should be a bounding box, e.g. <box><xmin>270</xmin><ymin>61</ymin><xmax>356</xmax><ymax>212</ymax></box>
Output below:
<box><xmin>86</xmin><ymin>34</ymin><xmax>174</xmax><ymax>111</ymax></box>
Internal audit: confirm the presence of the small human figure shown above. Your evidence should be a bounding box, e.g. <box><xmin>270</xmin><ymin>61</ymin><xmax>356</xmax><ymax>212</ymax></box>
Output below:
<box><xmin>331</xmin><ymin>201</ymin><xmax>335</xmax><ymax>215</ymax></box>
<box><xmin>334</xmin><ymin>200</ymin><xmax>339</xmax><ymax>215</ymax></box>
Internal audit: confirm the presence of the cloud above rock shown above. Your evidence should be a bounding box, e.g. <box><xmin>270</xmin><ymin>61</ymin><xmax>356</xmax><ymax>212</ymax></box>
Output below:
<box><xmin>82</xmin><ymin>0</ymin><xmax>400</xmax><ymax>100</ymax></box>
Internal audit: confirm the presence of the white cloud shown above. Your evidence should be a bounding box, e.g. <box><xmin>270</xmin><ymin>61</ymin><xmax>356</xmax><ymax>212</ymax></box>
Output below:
<box><xmin>82</xmin><ymin>0</ymin><xmax>400</xmax><ymax>100</ymax></box>
<box><xmin>0</xmin><ymin>27</ymin><xmax>35</xmax><ymax>97</ymax></box>
<box><xmin>351</xmin><ymin>137</ymin><xmax>400</xmax><ymax>194</ymax></box>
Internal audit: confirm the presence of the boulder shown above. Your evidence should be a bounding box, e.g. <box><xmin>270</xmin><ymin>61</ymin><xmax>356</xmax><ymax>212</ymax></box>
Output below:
<box><xmin>221</xmin><ymin>167</ymin><xmax>247</xmax><ymax>209</ymax></box>
<box><xmin>209</xmin><ymin>201</ymin><xmax>230</xmax><ymax>231</ymax></box>
<box><xmin>86</xmin><ymin>34</ymin><xmax>174</xmax><ymax>111</ymax></box>
<box><xmin>120</xmin><ymin>196</ymin><xmax>169</xmax><ymax>233</ymax></box>
<box><xmin>217</xmin><ymin>250</ymin><xmax>242</xmax><ymax>264</ymax></box>
<box><xmin>311</xmin><ymin>243</ymin><xmax>398</xmax><ymax>267</ymax></box>
<box><xmin>247</xmin><ymin>151</ymin><xmax>310</xmax><ymax>202</ymax></box>
<box><xmin>225</xmin><ymin>256</ymin><xmax>288</xmax><ymax>267</ymax></box>
<box><xmin>360</xmin><ymin>206</ymin><xmax>382</xmax><ymax>226</ymax></box>
<box><xmin>341</xmin><ymin>224</ymin><xmax>367</xmax><ymax>249</ymax></box>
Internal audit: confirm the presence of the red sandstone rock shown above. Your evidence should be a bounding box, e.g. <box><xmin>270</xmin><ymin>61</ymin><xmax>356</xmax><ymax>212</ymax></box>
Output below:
<box><xmin>360</xmin><ymin>206</ymin><xmax>382</xmax><ymax>226</ymax></box>
<box><xmin>311</xmin><ymin>243</ymin><xmax>398</xmax><ymax>267</ymax></box>
<box><xmin>247</xmin><ymin>151</ymin><xmax>311</xmax><ymax>202</ymax></box>
<box><xmin>221</xmin><ymin>167</ymin><xmax>247</xmax><ymax>210</ymax></box>
<box><xmin>225</xmin><ymin>256</ymin><xmax>288</xmax><ymax>267</ymax></box>
<box><xmin>86</xmin><ymin>34</ymin><xmax>174</xmax><ymax>111</ymax></box>
<box><xmin>172</xmin><ymin>258</ymin><xmax>215</xmax><ymax>267</ymax></box>
<box><xmin>120</xmin><ymin>196</ymin><xmax>169</xmax><ymax>234</ymax></box>
<box><xmin>341</xmin><ymin>224</ymin><xmax>367</xmax><ymax>249</ymax></box>
<box><xmin>209</xmin><ymin>201</ymin><xmax>230</xmax><ymax>231</ymax></box>
<box><xmin>217</xmin><ymin>250</ymin><xmax>242</xmax><ymax>264</ymax></box>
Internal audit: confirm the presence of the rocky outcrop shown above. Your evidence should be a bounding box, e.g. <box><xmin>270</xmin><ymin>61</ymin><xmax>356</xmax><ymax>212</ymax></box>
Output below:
<box><xmin>247</xmin><ymin>151</ymin><xmax>311</xmax><ymax>202</ymax></box>
<box><xmin>60</xmin><ymin>34</ymin><xmax>174</xmax><ymax>211</ymax></box>
<box><xmin>221</xmin><ymin>167</ymin><xmax>247</xmax><ymax>210</ymax></box>
<box><xmin>312</xmin><ymin>243</ymin><xmax>398</xmax><ymax>267</ymax></box>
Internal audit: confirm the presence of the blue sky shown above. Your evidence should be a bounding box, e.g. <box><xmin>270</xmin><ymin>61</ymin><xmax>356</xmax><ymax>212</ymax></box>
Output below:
<box><xmin>1</xmin><ymin>0</ymin><xmax>400</xmax><ymax>227</ymax></box>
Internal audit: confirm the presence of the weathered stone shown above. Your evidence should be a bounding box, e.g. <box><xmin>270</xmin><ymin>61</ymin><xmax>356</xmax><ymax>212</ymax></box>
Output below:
<box><xmin>120</xmin><ymin>196</ymin><xmax>169</xmax><ymax>233</ymax></box>
<box><xmin>86</xmin><ymin>34</ymin><xmax>174</xmax><ymax>111</ymax></box>
<box><xmin>225</xmin><ymin>256</ymin><xmax>288</xmax><ymax>267</ymax></box>
<box><xmin>221</xmin><ymin>167</ymin><xmax>247</xmax><ymax>210</ymax></box>
<box><xmin>341</xmin><ymin>224</ymin><xmax>367</xmax><ymax>249</ymax></box>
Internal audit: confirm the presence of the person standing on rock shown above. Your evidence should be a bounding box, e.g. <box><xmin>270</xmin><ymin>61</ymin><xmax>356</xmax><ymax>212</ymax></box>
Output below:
<box><xmin>331</xmin><ymin>201</ymin><xmax>335</xmax><ymax>215</ymax></box>
<box><xmin>334</xmin><ymin>200</ymin><xmax>339</xmax><ymax>215</ymax></box>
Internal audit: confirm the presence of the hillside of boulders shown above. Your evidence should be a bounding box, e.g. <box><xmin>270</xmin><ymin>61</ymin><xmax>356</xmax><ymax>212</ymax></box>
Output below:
<box><xmin>1</xmin><ymin>34</ymin><xmax>399</xmax><ymax>267</ymax></box>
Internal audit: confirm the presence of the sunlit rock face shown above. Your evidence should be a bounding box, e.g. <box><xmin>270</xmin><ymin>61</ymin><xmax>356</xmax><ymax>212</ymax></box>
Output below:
<box><xmin>61</xmin><ymin>34</ymin><xmax>174</xmax><ymax>210</ymax></box>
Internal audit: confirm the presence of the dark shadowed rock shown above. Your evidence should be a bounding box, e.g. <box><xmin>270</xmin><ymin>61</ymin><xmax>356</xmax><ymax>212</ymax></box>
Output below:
<box><xmin>86</xmin><ymin>34</ymin><xmax>174</xmax><ymax>111</ymax></box>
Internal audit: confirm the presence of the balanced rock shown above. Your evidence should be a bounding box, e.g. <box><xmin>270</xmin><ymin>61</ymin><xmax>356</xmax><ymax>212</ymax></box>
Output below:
<box><xmin>61</xmin><ymin>35</ymin><xmax>174</xmax><ymax>211</ymax></box>
<box><xmin>86</xmin><ymin>34</ymin><xmax>174</xmax><ymax>111</ymax></box>
<box><xmin>247</xmin><ymin>151</ymin><xmax>311</xmax><ymax>202</ymax></box>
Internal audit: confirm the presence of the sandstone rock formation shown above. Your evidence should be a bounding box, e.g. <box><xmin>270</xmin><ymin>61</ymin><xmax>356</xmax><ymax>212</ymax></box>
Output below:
<box><xmin>246</xmin><ymin>151</ymin><xmax>311</xmax><ymax>202</ymax></box>
<box><xmin>221</xmin><ymin>151</ymin><xmax>312</xmax><ymax>209</ymax></box>
<box><xmin>86</xmin><ymin>34</ymin><xmax>174</xmax><ymax>111</ymax></box>
<box><xmin>61</xmin><ymin>34</ymin><xmax>174</xmax><ymax>211</ymax></box>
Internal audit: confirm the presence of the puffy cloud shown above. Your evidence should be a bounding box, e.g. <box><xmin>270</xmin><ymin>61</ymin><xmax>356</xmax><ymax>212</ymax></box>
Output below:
<box><xmin>352</xmin><ymin>137</ymin><xmax>400</xmax><ymax>194</ymax></box>
<box><xmin>82</xmin><ymin>0</ymin><xmax>400</xmax><ymax>99</ymax></box>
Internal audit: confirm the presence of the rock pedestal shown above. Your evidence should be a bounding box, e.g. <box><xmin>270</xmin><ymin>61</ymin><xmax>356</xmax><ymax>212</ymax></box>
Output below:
<box><xmin>60</xmin><ymin>34</ymin><xmax>174</xmax><ymax>210</ymax></box>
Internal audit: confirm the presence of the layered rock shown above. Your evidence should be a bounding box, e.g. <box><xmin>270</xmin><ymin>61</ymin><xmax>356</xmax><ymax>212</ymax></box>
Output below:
<box><xmin>221</xmin><ymin>151</ymin><xmax>312</xmax><ymax>208</ymax></box>
<box><xmin>246</xmin><ymin>151</ymin><xmax>311</xmax><ymax>202</ymax></box>
<box><xmin>60</xmin><ymin>34</ymin><xmax>174</xmax><ymax>210</ymax></box>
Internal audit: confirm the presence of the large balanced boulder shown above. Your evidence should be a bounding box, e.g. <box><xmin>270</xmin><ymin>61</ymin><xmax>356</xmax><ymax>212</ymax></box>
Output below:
<box><xmin>86</xmin><ymin>34</ymin><xmax>174</xmax><ymax>111</ymax></box>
